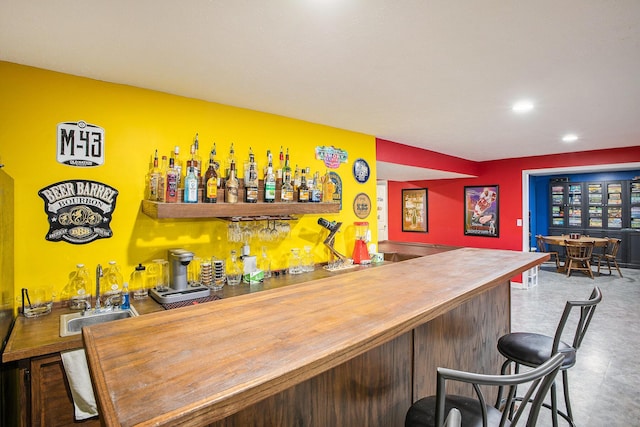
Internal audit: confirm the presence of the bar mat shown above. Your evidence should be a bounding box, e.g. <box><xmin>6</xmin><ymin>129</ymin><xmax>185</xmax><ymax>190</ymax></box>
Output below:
<box><xmin>161</xmin><ymin>294</ymin><xmax>222</xmax><ymax>310</ymax></box>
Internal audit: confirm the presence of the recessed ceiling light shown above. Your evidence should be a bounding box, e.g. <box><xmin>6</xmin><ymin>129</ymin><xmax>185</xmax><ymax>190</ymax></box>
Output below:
<box><xmin>562</xmin><ymin>134</ymin><xmax>579</xmax><ymax>143</ymax></box>
<box><xmin>512</xmin><ymin>100</ymin><xmax>534</xmax><ymax>113</ymax></box>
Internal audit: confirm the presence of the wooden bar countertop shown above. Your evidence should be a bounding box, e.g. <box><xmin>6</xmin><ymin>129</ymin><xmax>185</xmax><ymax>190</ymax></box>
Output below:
<box><xmin>84</xmin><ymin>248</ymin><xmax>547</xmax><ymax>427</ymax></box>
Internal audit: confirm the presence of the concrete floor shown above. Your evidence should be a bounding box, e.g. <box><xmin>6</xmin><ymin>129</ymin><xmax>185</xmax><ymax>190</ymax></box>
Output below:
<box><xmin>510</xmin><ymin>262</ymin><xmax>640</xmax><ymax>426</ymax></box>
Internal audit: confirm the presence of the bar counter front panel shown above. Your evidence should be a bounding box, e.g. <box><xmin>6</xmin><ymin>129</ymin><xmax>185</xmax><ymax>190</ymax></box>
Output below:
<box><xmin>83</xmin><ymin>248</ymin><xmax>547</xmax><ymax>427</ymax></box>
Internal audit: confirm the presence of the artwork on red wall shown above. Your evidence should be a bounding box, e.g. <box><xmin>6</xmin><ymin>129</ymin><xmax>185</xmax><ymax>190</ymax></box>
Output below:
<box><xmin>402</xmin><ymin>188</ymin><xmax>428</xmax><ymax>232</ymax></box>
<box><xmin>464</xmin><ymin>185</ymin><xmax>499</xmax><ymax>237</ymax></box>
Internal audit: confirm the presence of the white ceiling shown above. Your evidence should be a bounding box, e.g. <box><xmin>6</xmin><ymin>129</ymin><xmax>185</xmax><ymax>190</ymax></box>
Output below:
<box><xmin>2</xmin><ymin>1</ymin><xmax>639</xmax><ymax>180</ymax></box>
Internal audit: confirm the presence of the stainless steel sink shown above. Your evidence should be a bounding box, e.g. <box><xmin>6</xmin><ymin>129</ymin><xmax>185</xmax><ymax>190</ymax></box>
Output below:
<box><xmin>60</xmin><ymin>307</ymin><xmax>138</xmax><ymax>337</ymax></box>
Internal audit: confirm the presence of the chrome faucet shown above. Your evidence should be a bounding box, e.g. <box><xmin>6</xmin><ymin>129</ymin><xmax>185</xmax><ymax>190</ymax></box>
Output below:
<box><xmin>95</xmin><ymin>264</ymin><xmax>103</xmax><ymax>311</ymax></box>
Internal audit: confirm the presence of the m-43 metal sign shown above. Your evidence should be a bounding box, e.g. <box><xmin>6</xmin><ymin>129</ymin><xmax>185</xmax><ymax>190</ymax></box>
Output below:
<box><xmin>57</xmin><ymin>120</ymin><xmax>104</xmax><ymax>167</ymax></box>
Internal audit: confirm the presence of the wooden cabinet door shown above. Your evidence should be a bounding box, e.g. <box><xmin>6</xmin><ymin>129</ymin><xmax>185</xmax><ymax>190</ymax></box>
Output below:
<box><xmin>30</xmin><ymin>354</ymin><xmax>100</xmax><ymax>427</ymax></box>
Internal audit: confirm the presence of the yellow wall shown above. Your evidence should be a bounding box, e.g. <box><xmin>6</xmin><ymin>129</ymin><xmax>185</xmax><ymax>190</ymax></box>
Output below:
<box><xmin>0</xmin><ymin>61</ymin><xmax>377</xmax><ymax>303</ymax></box>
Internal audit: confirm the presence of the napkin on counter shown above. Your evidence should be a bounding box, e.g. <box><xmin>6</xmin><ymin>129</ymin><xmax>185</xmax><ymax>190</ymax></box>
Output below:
<box><xmin>60</xmin><ymin>348</ymin><xmax>99</xmax><ymax>420</ymax></box>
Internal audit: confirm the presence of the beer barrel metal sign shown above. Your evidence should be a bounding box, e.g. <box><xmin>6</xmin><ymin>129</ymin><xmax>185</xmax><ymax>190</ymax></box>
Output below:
<box><xmin>38</xmin><ymin>180</ymin><xmax>118</xmax><ymax>244</ymax></box>
<box><xmin>57</xmin><ymin>120</ymin><xmax>105</xmax><ymax>167</ymax></box>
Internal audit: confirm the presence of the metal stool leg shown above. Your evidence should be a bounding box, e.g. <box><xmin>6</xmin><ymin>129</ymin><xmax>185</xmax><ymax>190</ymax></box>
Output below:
<box><xmin>550</xmin><ymin>381</ymin><xmax>559</xmax><ymax>427</ymax></box>
<box><xmin>562</xmin><ymin>370</ymin><xmax>574</xmax><ymax>423</ymax></box>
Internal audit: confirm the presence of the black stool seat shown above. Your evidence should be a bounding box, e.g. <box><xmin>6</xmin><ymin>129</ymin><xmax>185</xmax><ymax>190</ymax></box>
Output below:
<box><xmin>406</xmin><ymin>395</ymin><xmax>505</xmax><ymax>427</ymax></box>
<box><xmin>498</xmin><ymin>332</ymin><xmax>576</xmax><ymax>369</ymax></box>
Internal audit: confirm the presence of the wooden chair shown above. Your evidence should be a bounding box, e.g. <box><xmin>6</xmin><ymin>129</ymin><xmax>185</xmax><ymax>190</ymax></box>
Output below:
<box><xmin>564</xmin><ymin>240</ymin><xmax>595</xmax><ymax>279</ymax></box>
<box><xmin>592</xmin><ymin>238</ymin><xmax>623</xmax><ymax>278</ymax></box>
<box><xmin>535</xmin><ymin>235</ymin><xmax>560</xmax><ymax>270</ymax></box>
<box><xmin>404</xmin><ymin>353</ymin><xmax>565</xmax><ymax>427</ymax></box>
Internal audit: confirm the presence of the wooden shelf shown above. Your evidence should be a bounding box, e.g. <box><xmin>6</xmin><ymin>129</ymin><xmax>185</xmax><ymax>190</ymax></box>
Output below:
<box><xmin>141</xmin><ymin>200</ymin><xmax>341</xmax><ymax>219</ymax></box>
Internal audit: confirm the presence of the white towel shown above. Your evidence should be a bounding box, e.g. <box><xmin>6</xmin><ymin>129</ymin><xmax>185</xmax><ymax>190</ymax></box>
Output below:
<box><xmin>60</xmin><ymin>349</ymin><xmax>99</xmax><ymax>420</ymax></box>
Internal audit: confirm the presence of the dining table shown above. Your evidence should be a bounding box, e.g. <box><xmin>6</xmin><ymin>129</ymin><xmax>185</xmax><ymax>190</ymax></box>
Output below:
<box><xmin>542</xmin><ymin>235</ymin><xmax>609</xmax><ymax>273</ymax></box>
<box><xmin>542</xmin><ymin>235</ymin><xmax>609</xmax><ymax>247</ymax></box>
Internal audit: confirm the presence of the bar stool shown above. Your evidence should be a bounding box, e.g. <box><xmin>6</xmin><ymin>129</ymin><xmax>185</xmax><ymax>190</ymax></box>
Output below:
<box><xmin>496</xmin><ymin>287</ymin><xmax>602</xmax><ymax>427</ymax></box>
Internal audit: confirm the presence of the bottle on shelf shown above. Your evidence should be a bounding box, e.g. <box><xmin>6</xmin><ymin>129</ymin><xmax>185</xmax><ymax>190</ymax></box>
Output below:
<box><xmin>322</xmin><ymin>169</ymin><xmax>335</xmax><ymax>202</ymax></box>
<box><xmin>191</xmin><ymin>133</ymin><xmax>202</xmax><ymax>184</ymax></box>
<box><xmin>184</xmin><ymin>163</ymin><xmax>199</xmax><ymax>203</ymax></box>
<box><xmin>264</xmin><ymin>155</ymin><xmax>276</xmax><ymax>203</ymax></box>
<box><xmin>226</xmin><ymin>142</ymin><xmax>237</xmax><ymax>183</ymax></box>
<box><xmin>277</xmin><ymin>146</ymin><xmax>285</xmax><ymax>188</ymax></box>
<box><xmin>225</xmin><ymin>160</ymin><xmax>240</xmax><ymax>203</ymax></box>
<box><xmin>244</xmin><ymin>148</ymin><xmax>259</xmax><ymax>203</ymax></box>
<box><xmin>311</xmin><ymin>171</ymin><xmax>323</xmax><ymax>202</ymax></box>
<box><xmin>171</xmin><ymin>145</ymin><xmax>183</xmax><ymax>187</ymax></box>
<box><xmin>157</xmin><ymin>155</ymin><xmax>168</xmax><ymax>202</ymax></box>
<box><xmin>165</xmin><ymin>157</ymin><xmax>179</xmax><ymax>203</ymax></box>
<box><xmin>293</xmin><ymin>164</ymin><xmax>301</xmax><ymax>191</ymax></box>
<box><xmin>147</xmin><ymin>149</ymin><xmax>162</xmax><ymax>201</ymax></box>
<box><xmin>297</xmin><ymin>167</ymin><xmax>309</xmax><ymax>202</ymax></box>
<box><xmin>281</xmin><ymin>163</ymin><xmax>294</xmax><ymax>202</ymax></box>
<box><xmin>204</xmin><ymin>148</ymin><xmax>218</xmax><ymax>203</ymax></box>
<box><xmin>263</xmin><ymin>149</ymin><xmax>272</xmax><ymax>179</ymax></box>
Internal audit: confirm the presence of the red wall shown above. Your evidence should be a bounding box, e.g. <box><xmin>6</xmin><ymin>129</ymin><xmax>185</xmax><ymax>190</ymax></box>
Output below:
<box><xmin>380</xmin><ymin>142</ymin><xmax>640</xmax><ymax>251</ymax></box>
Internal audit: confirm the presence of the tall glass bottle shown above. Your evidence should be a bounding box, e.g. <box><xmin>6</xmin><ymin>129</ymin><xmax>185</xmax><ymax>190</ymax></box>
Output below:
<box><xmin>171</xmin><ymin>145</ymin><xmax>183</xmax><ymax>187</ymax></box>
<box><xmin>191</xmin><ymin>133</ymin><xmax>202</xmax><ymax>185</ymax></box>
<box><xmin>204</xmin><ymin>149</ymin><xmax>218</xmax><ymax>203</ymax></box>
<box><xmin>226</xmin><ymin>142</ymin><xmax>237</xmax><ymax>183</ymax></box>
<box><xmin>158</xmin><ymin>155</ymin><xmax>168</xmax><ymax>202</ymax></box>
<box><xmin>311</xmin><ymin>171</ymin><xmax>322</xmax><ymax>202</ymax></box>
<box><xmin>225</xmin><ymin>160</ymin><xmax>239</xmax><ymax>203</ymax></box>
<box><xmin>297</xmin><ymin>167</ymin><xmax>309</xmax><ymax>202</ymax></box>
<box><xmin>103</xmin><ymin>260</ymin><xmax>123</xmax><ymax>307</ymax></box>
<box><xmin>293</xmin><ymin>164</ymin><xmax>301</xmax><ymax>191</ymax></box>
<box><xmin>281</xmin><ymin>166</ymin><xmax>294</xmax><ymax>202</ymax></box>
<box><xmin>184</xmin><ymin>164</ymin><xmax>199</xmax><ymax>203</ymax></box>
<box><xmin>264</xmin><ymin>156</ymin><xmax>276</xmax><ymax>203</ymax></box>
<box><xmin>277</xmin><ymin>146</ymin><xmax>285</xmax><ymax>188</ymax></box>
<box><xmin>165</xmin><ymin>157</ymin><xmax>179</xmax><ymax>203</ymax></box>
<box><xmin>244</xmin><ymin>148</ymin><xmax>259</xmax><ymax>203</ymax></box>
<box><xmin>147</xmin><ymin>149</ymin><xmax>162</xmax><ymax>201</ymax></box>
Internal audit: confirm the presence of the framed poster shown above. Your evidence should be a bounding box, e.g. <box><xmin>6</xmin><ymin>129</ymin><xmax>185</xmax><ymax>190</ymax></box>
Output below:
<box><xmin>464</xmin><ymin>185</ymin><xmax>499</xmax><ymax>237</ymax></box>
<box><xmin>402</xmin><ymin>188</ymin><xmax>427</xmax><ymax>232</ymax></box>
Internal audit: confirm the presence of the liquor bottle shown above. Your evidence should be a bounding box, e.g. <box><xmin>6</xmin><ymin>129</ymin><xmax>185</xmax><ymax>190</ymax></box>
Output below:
<box><xmin>158</xmin><ymin>155</ymin><xmax>168</xmax><ymax>202</ymax></box>
<box><xmin>282</xmin><ymin>148</ymin><xmax>291</xmax><ymax>185</ymax></box>
<box><xmin>171</xmin><ymin>146</ymin><xmax>183</xmax><ymax>187</ymax></box>
<box><xmin>148</xmin><ymin>150</ymin><xmax>162</xmax><ymax>201</ymax></box>
<box><xmin>211</xmin><ymin>143</ymin><xmax>221</xmax><ymax>188</ymax></box>
<box><xmin>311</xmin><ymin>171</ymin><xmax>323</xmax><ymax>202</ymax></box>
<box><xmin>293</xmin><ymin>164</ymin><xmax>301</xmax><ymax>191</ymax></box>
<box><xmin>297</xmin><ymin>167</ymin><xmax>309</xmax><ymax>202</ymax></box>
<box><xmin>264</xmin><ymin>156</ymin><xmax>276</xmax><ymax>203</ymax></box>
<box><xmin>277</xmin><ymin>146</ymin><xmax>284</xmax><ymax>187</ymax></box>
<box><xmin>281</xmin><ymin>166</ymin><xmax>294</xmax><ymax>202</ymax></box>
<box><xmin>244</xmin><ymin>147</ymin><xmax>257</xmax><ymax>187</ymax></box>
<box><xmin>263</xmin><ymin>149</ymin><xmax>272</xmax><ymax>179</ymax></box>
<box><xmin>244</xmin><ymin>149</ymin><xmax>259</xmax><ymax>203</ymax></box>
<box><xmin>226</xmin><ymin>142</ymin><xmax>237</xmax><ymax>182</ymax></box>
<box><xmin>184</xmin><ymin>164</ymin><xmax>199</xmax><ymax>203</ymax></box>
<box><xmin>225</xmin><ymin>160</ymin><xmax>239</xmax><ymax>203</ymax></box>
<box><xmin>322</xmin><ymin>170</ymin><xmax>335</xmax><ymax>202</ymax></box>
<box><xmin>191</xmin><ymin>133</ymin><xmax>202</xmax><ymax>186</ymax></box>
<box><xmin>204</xmin><ymin>149</ymin><xmax>218</xmax><ymax>203</ymax></box>
<box><xmin>165</xmin><ymin>157</ymin><xmax>179</xmax><ymax>203</ymax></box>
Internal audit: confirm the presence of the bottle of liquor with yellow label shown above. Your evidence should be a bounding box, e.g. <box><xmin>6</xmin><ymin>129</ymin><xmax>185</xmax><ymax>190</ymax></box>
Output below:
<box><xmin>225</xmin><ymin>160</ymin><xmax>239</xmax><ymax>203</ymax></box>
